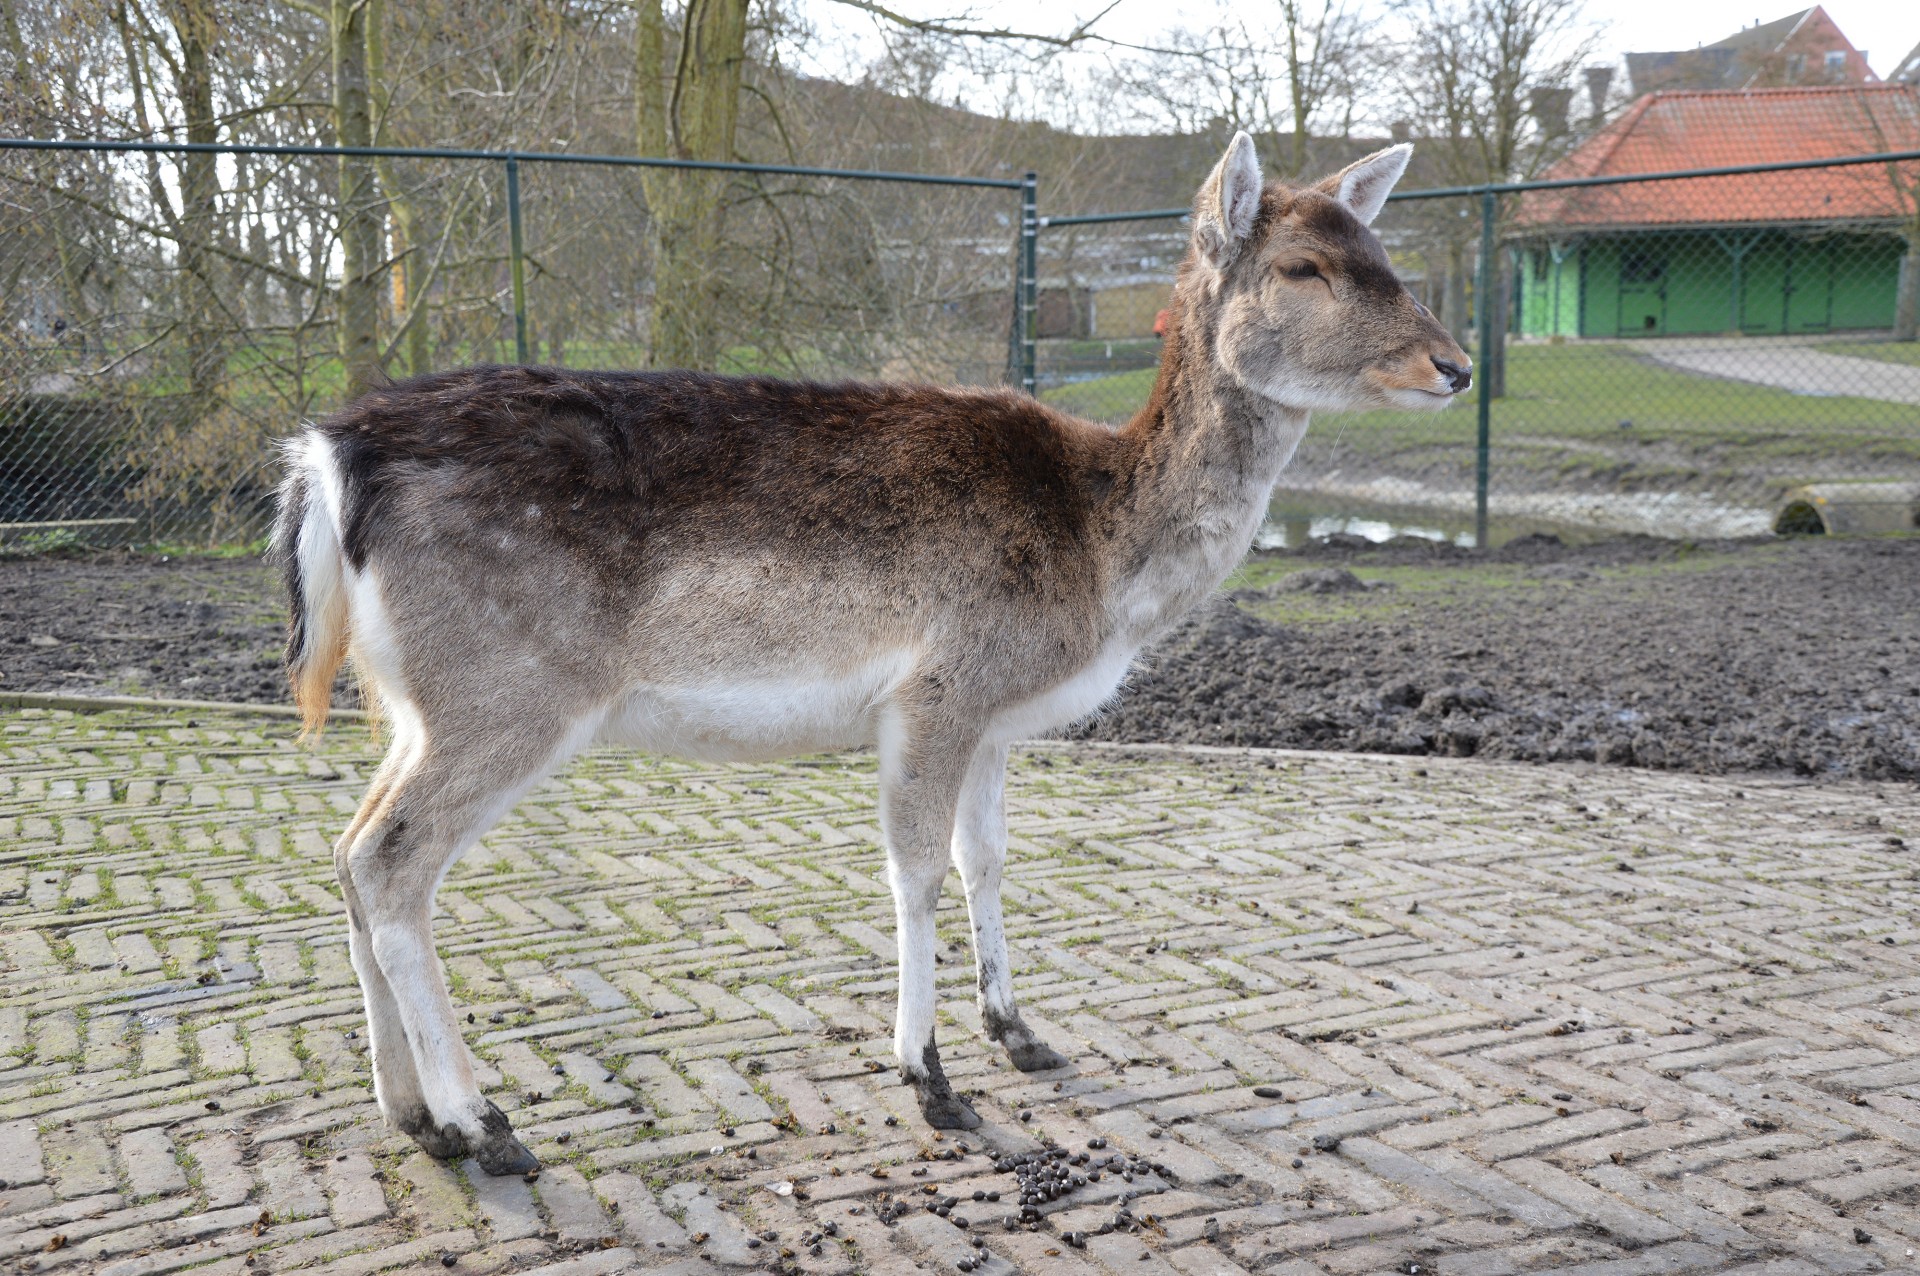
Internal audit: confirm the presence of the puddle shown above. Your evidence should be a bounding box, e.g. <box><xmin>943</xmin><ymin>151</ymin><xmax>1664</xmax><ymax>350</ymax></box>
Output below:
<box><xmin>1257</xmin><ymin>504</ymin><xmax>1476</xmax><ymax>550</ymax></box>
<box><xmin>1262</xmin><ymin>481</ymin><xmax>1774</xmax><ymax>547</ymax></box>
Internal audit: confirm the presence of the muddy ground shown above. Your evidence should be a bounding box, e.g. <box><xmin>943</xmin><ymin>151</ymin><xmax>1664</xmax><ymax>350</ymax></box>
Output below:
<box><xmin>4</xmin><ymin>533</ymin><xmax>1917</xmax><ymax>780</ymax></box>
<box><xmin>1077</xmin><ymin>533</ymin><xmax>1920</xmax><ymax>781</ymax></box>
<box><xmin>0</xmin><ymin>551</ymin><xmax>317</xmax><ymax>709</ymax></box>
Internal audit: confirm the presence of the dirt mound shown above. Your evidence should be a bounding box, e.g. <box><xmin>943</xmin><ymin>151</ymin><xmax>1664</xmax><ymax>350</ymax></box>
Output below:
<box><xmin>1076</xmin><ymin>535</ymin><xmax>1920</xmax><ymax>781</ymax></box>
<box><xmin>1269</xmin><ymin>567</ymin><xmax>1382</xmax><ymax>594</ymax></box>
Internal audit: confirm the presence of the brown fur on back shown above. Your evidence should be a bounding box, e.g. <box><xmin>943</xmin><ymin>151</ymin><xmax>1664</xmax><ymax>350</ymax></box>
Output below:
<box><xmin>315</xmin><ymin>366</ymin><xmax>1136</xmax><ymax>722</ymax></box>
<box><xmin>329</xmin><ymin>369</ymin><xmax>1115</xmax><ymax>559</ymax></box>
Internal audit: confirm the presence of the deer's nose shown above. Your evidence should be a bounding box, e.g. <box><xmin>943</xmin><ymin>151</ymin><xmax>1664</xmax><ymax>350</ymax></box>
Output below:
<box><xmin>1433</xmin><ymin>357</ymin><xmax>1472</xmax><ymax>393</ymax></box>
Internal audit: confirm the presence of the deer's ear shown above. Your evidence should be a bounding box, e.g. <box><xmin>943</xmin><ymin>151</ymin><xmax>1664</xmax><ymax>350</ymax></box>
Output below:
<box><xmin>1193</xmin><ymin>131</ymin><xmax>1263</xmax><ymax>269</ymax></box>
<box><xmin>1317</xmin><ymin>143</ymin><xmax>1413</xmax><ymax>226</ymax></box>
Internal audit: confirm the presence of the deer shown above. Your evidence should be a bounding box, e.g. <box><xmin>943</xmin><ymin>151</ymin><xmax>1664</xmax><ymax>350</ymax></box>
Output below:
<box><xmin>272</xmin><ymin>133</ymin><xmax>1469</xmax><ymax>1176</ymax></box>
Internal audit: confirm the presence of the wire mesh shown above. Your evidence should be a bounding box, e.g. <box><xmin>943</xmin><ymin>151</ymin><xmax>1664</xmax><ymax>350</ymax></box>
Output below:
<box><xmin>5</xmin><ymin>140</ymin><xmax>1918</xmax><ymax>553</ymax></box>
<box><xmin>511</xmin><ymin>160</ymin><xmax>1014</xmax><ymax>384</ymax></box>
<box><xmin>1038</xmin><ymin>157</ymin><xmax>1920</xmax><ymax>547</ymax></box>
<box><xmin>0</xmin><ymin>144</ymin><xmax>1021</xmax><ymax>549</ymax></box>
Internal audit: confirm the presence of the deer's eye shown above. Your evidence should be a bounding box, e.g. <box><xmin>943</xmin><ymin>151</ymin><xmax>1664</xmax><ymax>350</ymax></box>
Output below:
<box><xmin>1282</xmin><ymin>260</ymin><xmax>1321</xmax><ymax>281</ymax></box>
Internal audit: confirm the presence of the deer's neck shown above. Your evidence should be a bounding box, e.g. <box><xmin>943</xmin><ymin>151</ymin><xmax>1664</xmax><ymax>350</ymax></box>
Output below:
<box><xmin>1101</xmin><ymin>295</ymin><xmax>1308</xmax><ymax>641</ymax></box>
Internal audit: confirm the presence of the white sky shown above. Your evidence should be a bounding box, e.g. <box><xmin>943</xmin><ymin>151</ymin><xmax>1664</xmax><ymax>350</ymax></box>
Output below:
<box><xmin>795</xmin><ymin>1</ymin><xmax>1917</xmax><ymax>125</ymax></box>
<box><xmin>1578</xmin><ymin>0</ymin><xmax>1911</xmax><ymax>74</ymax></box>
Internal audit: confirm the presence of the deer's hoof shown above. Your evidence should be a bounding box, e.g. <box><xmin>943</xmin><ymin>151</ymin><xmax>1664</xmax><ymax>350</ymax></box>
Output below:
<box><xmin>474</xmin><ymin>1131</ymin><xmax>541</xmax><ymax>1176</ymax></box>
<box><xmin>1007</xmin><ymin>1040</ymin><xmax>1071</xmax><ymax>1073</ymax></box>
<box><xmin>472</xmin><ymin>1099</ymin><xmax>541</xmax><ymax>1176</ymax></box>
<box><xmin>396</xmin><ymin>1105</ymin><xmax>471</xmax><ymax>1161</ymax></box>
<box><xmin>904</xmin><ymin>1033</ymin><xmax>981</xmax><ymax>1129</ymax></box>
<box><xmin>919</xmin><ymin>1089</ymin><xmax>984</xmax><ymax>1130</ymax></box>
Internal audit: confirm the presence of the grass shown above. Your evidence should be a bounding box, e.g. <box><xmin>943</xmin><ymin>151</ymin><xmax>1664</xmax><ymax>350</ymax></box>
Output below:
<box><xmin>1042</xmin><ymin>367</ymin><xmax>1157</xmax><ymax>421</ymax></box>
<box><xmin>1040</xmin><ymin>342</ymin><xmax>1920</xmax><ymax>497</ymax></box>
<box><xmin>1219</xmin><ymin>540</ymin><xmax>1800</xmax><ymax>629</ymax></box>
<box><xmin>1231</xmin><ymin>543</ymin><xmax>1703</xmax><ymax>621</ymax></box>
<box><xmin>1047</xmin><ymin>343</ymin><xmax>1916</xmax><ymax>445</ymax></box>
<box><xmin>1225</xmin><ymin>557</ymin><xmax>1547</xmax><ymax>626</ymax></box>
<box><xmin>142</xmin><ymin>537</ymin><xmax>271</xmax><ymax>560</ymax></box>
<box><xmin>1823</xmin><ymin>340</ymin><xmax>1920</xmax><ymax>368</ymax></box>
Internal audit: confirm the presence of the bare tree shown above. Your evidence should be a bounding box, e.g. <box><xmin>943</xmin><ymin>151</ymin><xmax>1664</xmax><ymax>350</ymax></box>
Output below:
<box><xmin>1099</xmin><ymin>2</ymin><xmax>1369</xmax><ymax>178</ymax></box>
<box><xmin>634</xmin><ymin>0</ymin><xmax>749</xmax><ymax>372</ymax></box>
<box><xmin>1392</xmin><ymin>0</ymin><xmax>1598</xmax><ymax>388</ymax></box>
<box><xmin>1111</xmin><ymin>24</ymin><xmax>1287</xmax><ymax>140</ymax></box>
<box><xmin>332</xmin><ymin>0</ymin><xmax>383</xmax><ymax>398</ymax></box>
<box><xmin>630</xmin><ymin>0</ymin><xmax>1132</xmax><ymax>372</ymax></box>
<box><xmin>1275</xmin><ymin>0</ymin><xmax>1367</xmax><ymax>178</ymax></box>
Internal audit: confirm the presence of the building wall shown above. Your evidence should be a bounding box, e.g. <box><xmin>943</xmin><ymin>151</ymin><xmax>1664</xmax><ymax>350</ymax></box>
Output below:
<box><xmin>1766</xmin><ymin>9</ymin><xmax>1875</xmax><ymax>85</ymax></box>
<box><xmin>1036</xmin><ymin>287</ymin><xmax>1094</xmax><ymax>340</ymax></box>
<box><xmin>1518</xmin><ymin>246</ymin><xmax>1583</xmax><ymax>337</ymax></box>
<box><xmin>1089</xmin><ymin>282</ymin><xmax>1172</xmax><ymax>340</ymax></box>
<box><xmin>1518</xmin><ymin>229</ymin><xmax>1902</xmax><ymax>337</ymax></box>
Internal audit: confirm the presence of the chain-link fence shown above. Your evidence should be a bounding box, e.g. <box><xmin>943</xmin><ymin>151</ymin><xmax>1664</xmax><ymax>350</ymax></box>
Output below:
<box><xmin>1038</xmin><ymin>150</ymin><xmax>1920</xmax><ymax>547</ymax></box>
<box><xmin>7</xmin><ymin>137</ymin><xmax>1920</xmax><ymax>554</ymax></box>
<box><xmin>0</xmin><ymin>140</ymin><xmax>1027</xmax><ymax>549</ymax></box>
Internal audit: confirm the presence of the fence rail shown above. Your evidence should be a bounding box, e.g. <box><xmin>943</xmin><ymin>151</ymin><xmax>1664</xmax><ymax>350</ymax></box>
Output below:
<box><xmin>0</xmin><ymin>137</ymin><xmax>1031</xmax><ymax>546</ymax></box>
<box><xmin>2</xmin><ymin>139</ymin><xmax>1917</xmax><ymax>551</ymax></box>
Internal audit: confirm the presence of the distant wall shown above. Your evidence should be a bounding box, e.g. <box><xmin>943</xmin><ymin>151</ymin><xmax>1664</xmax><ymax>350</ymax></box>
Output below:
<box><xmin>1089</xmin><ymin>282</ymin><xmax>1172</xmax><ymax>339</ymax></box>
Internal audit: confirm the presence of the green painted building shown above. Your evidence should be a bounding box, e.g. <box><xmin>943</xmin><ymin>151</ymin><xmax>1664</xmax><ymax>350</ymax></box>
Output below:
<box><xmin>1517</xmin><ymin>228</ymin><xmax>1906</xmax><ymax>338</ymax></box>
<box><xmin>1508</xmin><ymin>84</ymin><xmax>1919</xmax><ymax>339</ymax></box>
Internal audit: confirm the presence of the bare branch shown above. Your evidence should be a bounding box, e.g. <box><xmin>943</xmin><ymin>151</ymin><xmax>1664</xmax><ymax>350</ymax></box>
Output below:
<box><xmin>824</xmin><ymin>0</ymin><xmax>1145</xmax><ymax>53</ymax></box>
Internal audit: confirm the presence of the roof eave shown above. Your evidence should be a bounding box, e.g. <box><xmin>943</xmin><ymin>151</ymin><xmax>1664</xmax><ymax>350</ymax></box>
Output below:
<box><xmin>1506</xmin><ymin>214</ymin><xmax>1904</xmax><ymax>236</ymax></box>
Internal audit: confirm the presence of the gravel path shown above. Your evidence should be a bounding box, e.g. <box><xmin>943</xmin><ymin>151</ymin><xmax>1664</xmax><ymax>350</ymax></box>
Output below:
<box><xmin>1645</xmin><ymin>339</ymin><xmax>1920</xmax><ymax>405</ymax></box>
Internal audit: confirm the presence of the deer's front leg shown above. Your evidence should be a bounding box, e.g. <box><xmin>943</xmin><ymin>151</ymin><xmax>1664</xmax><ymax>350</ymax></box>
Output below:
<box><xmin>882</xmin><ymin>716</ymin><xmax>981</xmax><ymax>1130</ymax></box>
<box><xmin>953</xmin><ymin>743</ymin><xmax>1070</xmax><ymax>1073</ymax></box>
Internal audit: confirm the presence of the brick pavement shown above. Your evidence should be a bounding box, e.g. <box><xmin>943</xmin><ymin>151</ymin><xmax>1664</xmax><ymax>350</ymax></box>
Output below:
<box><xmin>2</xmin><ymin>702</ymin><xmax>1918</xmax><ymax>1275</ymax></box>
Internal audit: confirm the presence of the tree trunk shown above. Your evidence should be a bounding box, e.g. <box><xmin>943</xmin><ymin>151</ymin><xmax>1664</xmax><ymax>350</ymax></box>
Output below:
<box><xmin>1896</xmin><ymin>228</ymin><xmax>1920</xmax><ymax>344</ymax></box>
<box><xmin>332</xmin><ymin>0</ymin><xmax>383</xmax><ymax>399</ymax></box>
<box><xmin>170</xmin><ymin>0</ymin><xmax>223</xmax><ymax>412</ymax></box>
<box><xmin>365</xmin><ymin>0</ymin><xmax>429</xmax><ymax>377</ymax></box>
<box><xmin>635</xmin><ymin>0</ymin><xmax>748</xmax><ymax>371</ymax></box>
<box><xmin>1441</xmin><ymin>237</ymin><xmax>1470</xmax><ymax>346</ymax></box>
<box><xmin>1485</xmin><ymin>253</ymin><xmax>1510</xmax><ymax>400</ymax></box>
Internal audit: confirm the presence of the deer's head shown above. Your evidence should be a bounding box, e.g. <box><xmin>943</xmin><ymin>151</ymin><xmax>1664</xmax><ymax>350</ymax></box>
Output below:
<box><xmin>1188</xmin><ymin>132</ymin><xmax>1471</xmax><ymax>413</ymax></box>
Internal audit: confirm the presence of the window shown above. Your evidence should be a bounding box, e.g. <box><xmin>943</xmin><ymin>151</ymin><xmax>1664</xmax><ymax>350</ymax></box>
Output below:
<box><xmin>1825</xmin><ymin>49</ymin><xmax>1846</xmax><ymax>75</ymax></box>
<box><xmin>1787</xmin><ymin>53</ymin><xmax>1806</xmax><ymax>79</ymax></box>
<box><xmin>1620</xmin><ymin>251</ymin><xmax>1665</xmax><ymax>285</ymax></box>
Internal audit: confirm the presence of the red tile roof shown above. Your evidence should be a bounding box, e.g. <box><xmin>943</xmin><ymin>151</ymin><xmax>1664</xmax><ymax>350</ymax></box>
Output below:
<box><xmin>1510</xmin><ymin>85</ymin><xmax>1920</xmax><ymax>230</ymax></box>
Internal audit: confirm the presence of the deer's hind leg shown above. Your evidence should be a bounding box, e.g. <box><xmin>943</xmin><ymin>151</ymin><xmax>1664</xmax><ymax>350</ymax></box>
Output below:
<box><xmin>335</xmin><ymin>728</ymin><xmax>437</xmax><ymax>1152</ymax></box>
<box><xmin>952</xmin><ymin>743</ymin><xmax>1070</xmax><ymax>1073</ymax></box>
<box><xmin>881</xmin><ymin>708</ymin><xmax>983</xmax><ymax>1129</ymax></box>
<box><xmin>338</xmin><ymin>701</ymin><xmax>597</xmax><ymax>1174</ymax></box>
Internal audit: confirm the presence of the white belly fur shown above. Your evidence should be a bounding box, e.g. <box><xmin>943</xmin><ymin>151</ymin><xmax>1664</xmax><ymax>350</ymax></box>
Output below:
<box><xmin>596</xmin><ymin>637</ymin><xmax>1138</xmax><ymax>762</ymax></box>
<box><xmin>987</xmin><ymin>639</ymin><xmax>1137</xmax><ymax>744</ymax></box>
<box><xmin>599</xmin><ymin>651</ymin><xmax>915</xmax><ymax>762</ymax></box>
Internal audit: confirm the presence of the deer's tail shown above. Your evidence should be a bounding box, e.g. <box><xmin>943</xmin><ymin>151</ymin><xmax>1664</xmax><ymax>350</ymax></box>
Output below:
<box><xmin>272</xmin><ymin>431</ymin><xmax>350</xmax><ymax>736</ymax></box>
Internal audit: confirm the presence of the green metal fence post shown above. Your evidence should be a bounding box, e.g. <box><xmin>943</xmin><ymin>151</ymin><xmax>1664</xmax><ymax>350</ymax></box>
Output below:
<box><xmin>505</xmin><ymin>153</ymin><xmax>529</xmax><ymax>364</ymax></box>
<box><xmin>1474</xmin><ymin>189</ymin><xmax>1496</xmax><ymax>549</ymax></box>
<box><xmin>1019</xmin><ymin>171</ymin><xmax>1038</xmax><ymax>395</ymax></box>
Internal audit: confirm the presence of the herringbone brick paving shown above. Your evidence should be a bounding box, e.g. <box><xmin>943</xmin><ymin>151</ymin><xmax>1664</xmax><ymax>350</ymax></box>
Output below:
<box><xmin>2</xmin><ymin>704</ymin><xmax>1917</xmax><ymax>1275</ymax></box>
